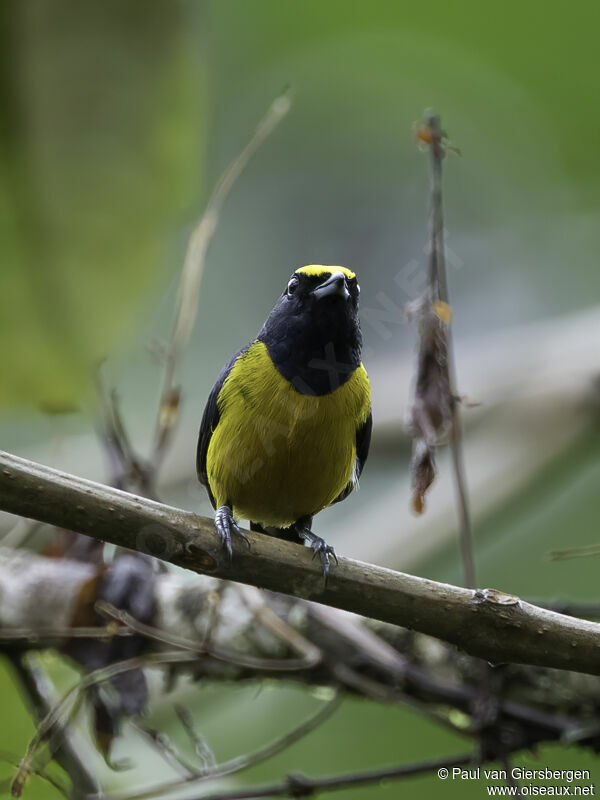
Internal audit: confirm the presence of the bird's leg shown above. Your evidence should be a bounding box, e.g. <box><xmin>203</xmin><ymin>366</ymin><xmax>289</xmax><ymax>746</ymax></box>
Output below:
<box><xmin>294</xmin><ymin>515</ymin><xmax>338</xmax><ymax>579</ymax></box>
<box><xmin>214</xmin><ymin>506</ymin><xmax>250</xmax><ymax>559</ymax></box>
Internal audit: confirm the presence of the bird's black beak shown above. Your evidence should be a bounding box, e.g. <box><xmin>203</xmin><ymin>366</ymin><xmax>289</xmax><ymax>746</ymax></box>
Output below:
<box><xmin>312</xmin><ymin>271</ymin><xmax>350</xmax><ymax>301</ymax></box>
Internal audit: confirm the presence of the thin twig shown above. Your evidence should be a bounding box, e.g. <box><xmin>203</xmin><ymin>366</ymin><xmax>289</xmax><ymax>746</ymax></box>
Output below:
<box><xmin>425</xmin><ymin>111</ymin><xmax>475</xmax><ymax>589</ymax></box>
<box><xmin>332</xmin><ymin>663</ymin><xmax>397</xmax><ymax>703</ymax></box>
<box><xmin>0</xmin><ymin>624</ymin><xmax>131</xmax><ymax>642</ymax></box>
<box><xmin>236</xmin><ymin>585</ymin><xmax>322</xmax><ymax>665</ymax></box>
<box><xmin>184</xmin><ymin>752</ymin><xmax>475</xmax><ymax>800</ymax></box>
<box><xmin>333</xmin><ymin>663</ymin><xmax>474</xmax><ymax>737</ymax></box>
<box><xmin>175</xmin><ymin>705</ymin><xmax>217</xmax><ymax>770</ymax></box>
<box><xmin>96</xmin><ymin>371</ymin><xmax>155</xmax><ymax>497</ymax></box>
<box><xmin>96</xmin><ymin>600</ymin><xmax>320</xmax><ymax>671</ymax></box>
<box><xmin>10</xmin><ymin>652</ymin><xmax>101</xmax><ymax>799</ymax></box>
<box><xmin>105</xmin><ymin>695</ymin><xmax>342</xmax><ymax>800</ymax></box>
<box><xmin>129</xmin><ymin>721</ymin><xmax>200</xmax><ymax>779</ymax></box>
<box><xmin>152</xmin><ymin>89</ymin><xmax>291</xmax><ymax>468</ymax></box>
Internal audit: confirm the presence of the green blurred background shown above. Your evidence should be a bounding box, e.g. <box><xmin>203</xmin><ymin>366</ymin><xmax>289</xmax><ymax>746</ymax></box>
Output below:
<box><xmin>1</xmin><ymin>0</ymin><xmax>599</xmax><ymax>797</ymax></box>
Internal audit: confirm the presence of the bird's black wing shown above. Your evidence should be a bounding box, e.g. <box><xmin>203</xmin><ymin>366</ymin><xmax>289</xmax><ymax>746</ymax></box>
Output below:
<box><xmin>197</xmin><ymin>346</ymin><xmax>248</xmax><ymax>509</ymax></box>
<box><xmin>332</xmin><ymin>411</ymin><xmax>372</xmax><ymax>505</ymax></box>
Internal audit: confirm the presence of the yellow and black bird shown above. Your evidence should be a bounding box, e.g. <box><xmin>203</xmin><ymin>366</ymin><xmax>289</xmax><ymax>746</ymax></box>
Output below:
<box><xmin>197</xmin><ymin>265</ymin><xmax>372</xmax><ymax>574</ymax></box>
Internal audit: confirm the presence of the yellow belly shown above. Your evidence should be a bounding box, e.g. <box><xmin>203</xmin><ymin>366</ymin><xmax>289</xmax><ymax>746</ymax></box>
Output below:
<box><xmin>206</xmin><ymin>341</ymin><xmax>371</xmax><ymax>526</ymax></box>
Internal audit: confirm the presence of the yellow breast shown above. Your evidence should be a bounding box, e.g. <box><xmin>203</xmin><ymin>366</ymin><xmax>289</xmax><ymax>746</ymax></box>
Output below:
<box><xmin>206</xmin><ymin>341</ymin><xmax>371</xmax><ymax>527</ymax></box>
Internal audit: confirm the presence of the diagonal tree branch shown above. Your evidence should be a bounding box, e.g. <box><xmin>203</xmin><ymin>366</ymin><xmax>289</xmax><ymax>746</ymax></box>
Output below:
<box><xmin>1</xmin><ymin>449</ymin><xmax>599</xmax><ymax>676</ymax></box>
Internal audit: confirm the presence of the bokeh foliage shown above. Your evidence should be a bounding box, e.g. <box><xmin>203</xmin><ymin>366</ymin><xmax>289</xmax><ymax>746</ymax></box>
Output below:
<box><xmin>0</xmin><ymin>0</ymin><xmax>204</xmax><ymax>409</ymax></box>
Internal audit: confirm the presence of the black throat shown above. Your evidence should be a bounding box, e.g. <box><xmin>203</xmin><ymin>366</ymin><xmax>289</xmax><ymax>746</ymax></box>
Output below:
<box><xmin>257</xmin><ymin>296</ymin><xmax>362</xmax><ymax>396</ymax></box>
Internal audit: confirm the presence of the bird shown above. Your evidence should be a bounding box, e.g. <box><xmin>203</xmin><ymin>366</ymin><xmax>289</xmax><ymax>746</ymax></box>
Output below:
<box><xmin>197</xmin><ymin>265</ymin><xmax>372</xmax><ymax>575</ymax></box>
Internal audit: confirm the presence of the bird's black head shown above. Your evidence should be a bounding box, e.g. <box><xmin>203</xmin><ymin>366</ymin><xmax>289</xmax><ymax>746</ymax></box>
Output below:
<box><xmin>257</xmin><ymin>265</ymin><xmax>363</xmax><ymax>396</ymax></box>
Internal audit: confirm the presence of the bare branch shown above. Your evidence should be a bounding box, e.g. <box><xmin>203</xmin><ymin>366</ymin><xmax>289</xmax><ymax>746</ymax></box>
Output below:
<box><xmin>128</xmin><ymin>721</ymin><xmax>201</xmax><ymax>779</ymax></box>
<box><xmin>0</xmin><ymin>623</ymin><xmax>130</xmax><ymax>643</ymax></box>
<box><xmin>152</xmin><ymin>89</ymin><xmax>291</xmax><ymax>467</ymax></box>
<box><xmin>183</xmin><ymin>753</ymin><xmax>475</xmax><ymax>800</ymax></box>
<box><xmin>9</xmin><ymin>653</ymin><xmax>100</xmax><ymax>799</ymax></box>
<box><xmin>12</xmin><ymin>650</ymin><xmax>200</xmax><ymax>796</ymax></box>
<box><xmin>109</xmin><ymin>695</ymin><xmax>342</xmax><ymax>800</ymax></box>
<box><xmin>410</xmin><ymin>112</ymin><xmax>475</xmax><ymax>588</ymax></box>
<box><xmin>1</xmin><ymin>450</ymin><xmax>600</xmax><ymax>675</ymax></box>
<box><xmin>95</xmin><ymin>601</ymin><xmax>320</xmax><ymax>671</ymax></box>
<box><xmin>2</xmin><ymin>544</ymin><xmax>599</xmax><ymax>798</ymax></box>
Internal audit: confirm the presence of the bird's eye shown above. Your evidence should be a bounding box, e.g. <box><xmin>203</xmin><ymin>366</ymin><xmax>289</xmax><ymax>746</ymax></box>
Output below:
<box><xmin>287</xmin><ymin>277</ymin><xmax>299</xmax><ymax>295</ymax></box>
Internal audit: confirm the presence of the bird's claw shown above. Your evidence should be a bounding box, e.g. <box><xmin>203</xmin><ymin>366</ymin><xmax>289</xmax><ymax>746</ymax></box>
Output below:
<box><xmin>215</xmin><ymin>506</ymin><xmax>250</xmax><ymax>560</ymax></box>
<box><xmin>300</xmin><ymin>531</ymin><xmax>337</xmax><ymax>579</ymax></box>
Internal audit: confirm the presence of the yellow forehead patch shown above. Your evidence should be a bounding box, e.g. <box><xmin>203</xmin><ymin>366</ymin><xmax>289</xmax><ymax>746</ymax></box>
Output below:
<box><xmin>295</xmin><ymin>264</ymin><xmax>356</xmax><ymax>280</ymax></box>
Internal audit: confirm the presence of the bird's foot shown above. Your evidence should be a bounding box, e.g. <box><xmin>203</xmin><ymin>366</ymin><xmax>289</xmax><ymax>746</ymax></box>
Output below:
<box><xmin>298</xmin><ymin>529</ymin><xmax>338</xmax><ymax>579</ymax></box>
<box><xmin>214</xmin><ymin>506</ymin><xmax>250</xmax><ymax>559</ymax></box>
